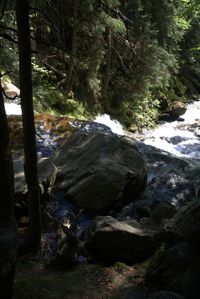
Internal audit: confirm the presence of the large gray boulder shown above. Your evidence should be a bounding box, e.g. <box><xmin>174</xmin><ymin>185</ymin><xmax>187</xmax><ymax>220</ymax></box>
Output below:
<box><xmin>85</xmin><ymin>216</ymin><xmax>158</xmax><ymax>265</ymax></box>
<box><xmin>54</xmin><ymin>133</ymin><xmax>147</xmax><ymax>211</ymax></box>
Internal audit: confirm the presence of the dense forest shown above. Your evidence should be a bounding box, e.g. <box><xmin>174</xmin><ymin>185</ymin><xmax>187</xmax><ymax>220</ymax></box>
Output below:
<box><xmin>1</xmin><ymin>0</ymin><xmax>200</xmax><ymax>128</ymax></box>
<box><xmin>0</xmin><ymin>1</ymin><xmax>200</xmax><ymax>299</ymax></box>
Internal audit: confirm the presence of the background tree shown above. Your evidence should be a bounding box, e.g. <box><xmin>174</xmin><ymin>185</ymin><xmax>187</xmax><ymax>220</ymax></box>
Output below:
<box><xmin>1</xmin><ymin>0</ymin><xmax>200</xmax><ymax>129</ymax></box>
<box><xmin>16</xmin><ymin>0</ymin><xmax>41</xmax><ymax>256</ymax></box>
<box><xmin>179</xmin><ymin>0</ymin><xmax>200</xmax><ymax>96</ymax></box>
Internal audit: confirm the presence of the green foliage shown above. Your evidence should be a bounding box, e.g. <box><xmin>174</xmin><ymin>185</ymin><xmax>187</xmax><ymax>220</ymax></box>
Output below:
<box><xmin>63</xmin><ymin>98</ymin><xmax>91</xmax><ymax>119</ymax></box>
<box><xmin>104</xmin><ymin>15</ymin><xmax>126</xmax><ymax>34</ymax></box>
<box><xmin>120</xmin><ymin>96</ymin><xmax>160</xmax><ymax>129</ymax></box>
<box><xmin>0</xmin><ymin>5</ymin><xmax>18</xmax><ymax>82</ymax></box>
<box><xmin>0</xmin><ymin>0</ymin><xmax>199</xmax><ymax>129</ymax></box>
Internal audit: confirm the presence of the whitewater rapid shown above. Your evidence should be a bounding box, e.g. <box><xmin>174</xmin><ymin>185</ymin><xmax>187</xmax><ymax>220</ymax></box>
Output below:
<box><xmin>5</xmin><ymin>101</ymin><xmax>22</xmax><ymax>115</ymax></box>
<box><xmin>5</xmin><ymin>99</ymin><xmax>200</xmax><ymax>161</ymax></box>
<box><xmin>143</xmin><ymin>100</ymin><xmax>200</xmax><ymax>161</ymax></box>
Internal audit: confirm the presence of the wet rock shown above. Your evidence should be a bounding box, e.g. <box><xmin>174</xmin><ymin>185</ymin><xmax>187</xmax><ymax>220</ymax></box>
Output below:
<box><xmin>8</xmin><ymin>114</ymin><xmax>76</xmax><ymax>152</ymax></box>
<box><xmin>145</xmin><ymin>242</ymin><xmax>200</xmax><ymax>299</ymax></box>
<box><xmin>54</xmin><ymin>133</ymin><xmax>147</xmax><ymax>211</ymax></box>
<box><xmin>119</xmin><ymin>170</ymin><xmax>196</xmax><ymax>222</ymax></box>
<box><xmin>85</xmin><ymin>216</ymin><xmax>158</xmax><ymax>265</ymax></box>
<box><xmin>14</xmin><ymin>156</ymin><xmax>57</xmax><ymax>194</ymax></box>
<box><xmin>2</xmin><ymin>80</ymin><xmax>20</xmax><ymax>99</ymax></box>
<box><xmin>159</xmin><ymin>102</ymin><xmax>186</xmax><ymax>121</ymax></box>
<box><xmin>71</xmin><ymin>119</ymin><xmax>113</xmax><ymax>134</ymax></box>
<box><xmin>14</xmin><ymin>155</ymin><xmax>57</xmax><ymax>219</ymax></box>
<box><xmin>119</xmin><ymin>143</ymin><xmax>199</xmax><ymax>225</ymax></box>
<box><xmin>150</xmin><ymin>202</ymin><xmax>177</xmax><ymax>223</ymax></box>
<box><xmin>8</xmin><ymin>113</ymin><xmax>75</xmax><ymax>211</ymax></box>
<box><xmin>164</xmin><ymin>199</ymin><xmax>200</xmax><ymax>249</ymax></box>
<box><xmin>135</xmin><ymin>142</ymin><xmax>189</xmax><ymax>179</ymax></box>
<box><xmin>167</xmin><ymin>101</ymin><xmax>187</xmax><ymax>119</ymax></box>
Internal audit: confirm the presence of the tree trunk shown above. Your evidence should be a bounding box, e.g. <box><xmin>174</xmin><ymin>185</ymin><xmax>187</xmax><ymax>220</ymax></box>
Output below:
<box><xmin>102</xmin><ymin>27</ymin><xmax>112</xmax><ymax>98</ymax></box>
<box><xmin>16</xmin><ymin>0</ymin><xmax>41</xmax><ymax>256</ymax></box>
<box><xmin>0</xmin><ymin>80</ymin><xmax>18</xmax><ymax>299</ymax></box>
<box><xmin>66</xmin><ymin>0</ymin><xmax>78</xmax><ymax>96</ymax></box>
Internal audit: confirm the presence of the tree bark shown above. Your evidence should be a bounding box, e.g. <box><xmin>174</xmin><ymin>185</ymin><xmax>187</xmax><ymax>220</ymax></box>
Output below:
<box><xmin>66</xmin><ymin>0</ymin><xmax>78</xmax><ymax>96</ymax></box>
<box><xmin>0</xmin><ymin>79</ymin><xmax>18</xmax><ymax>299</ymax></box>
<box><xmin>16</xmin><ymin>0</ymin><xmax>41</xmax><ymax>256</ymax></box>
<box><xmin>102</xmin><ymin>27</ymin><xmax>112</xmax><ymax>97</ymax></box>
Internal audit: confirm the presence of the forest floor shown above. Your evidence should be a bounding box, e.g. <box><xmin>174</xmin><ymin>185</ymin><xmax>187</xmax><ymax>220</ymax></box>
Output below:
<box><xmin>14</xmin><ymin>258</ymin><xmax>147</xmax><ymax>299</ymax></box>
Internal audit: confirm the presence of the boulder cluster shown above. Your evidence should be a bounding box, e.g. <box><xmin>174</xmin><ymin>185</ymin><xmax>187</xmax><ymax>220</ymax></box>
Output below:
<box><xmin>12</xmin><ymin>114</ymin><xmax>200</xmax><ymax>299</ymax></box>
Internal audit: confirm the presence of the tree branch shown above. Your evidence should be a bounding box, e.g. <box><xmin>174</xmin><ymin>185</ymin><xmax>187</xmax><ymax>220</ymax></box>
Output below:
<box><xmin>30</xmin><ymin>6</ymin><xmax>58</xmax><ymax>34</ymax></box>
<box><xmin>0</xmin><ymin>24</ymin><xmax>17</xmax><ymax>33</ymax></box>
<box><xmin>99</xmin><ymin>0</ymin><xmax>134</xmax><ymax>26</ymax></box>
<box><xmin>113</xmin><ymin>48</ymin><xmax>131</xmax><ymax>76</ymax></box>
<box><xmin>0</xmin><ymin>32</ymin><xmax>18</xmax><ymax>44</ymax></box>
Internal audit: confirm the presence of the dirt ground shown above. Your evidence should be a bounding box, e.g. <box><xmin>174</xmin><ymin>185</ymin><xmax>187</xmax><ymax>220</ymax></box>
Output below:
<box><xmin>14</xmin><ymin>258</ymin><xmax>147</xmax><ymax>299</ymax></box>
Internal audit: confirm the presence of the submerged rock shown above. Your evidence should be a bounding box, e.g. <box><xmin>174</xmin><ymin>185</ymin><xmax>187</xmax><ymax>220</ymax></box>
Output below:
<box><xmin>119</xmin><ymin>142</ymin><xmax>198</xmax><ymax>223</ymax></box>
<box><xmin>120</xmin><ymin>170</ymin><xmax>197</xmax><ymax>222</ymax></box>
<box><xmin>54</xmin><ymin>133</ymin><xmax>147</xmax><ymax>211</ymax></box>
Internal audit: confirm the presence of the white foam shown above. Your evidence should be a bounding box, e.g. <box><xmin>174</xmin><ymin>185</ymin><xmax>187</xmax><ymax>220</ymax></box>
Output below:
<box><xmin>94</xmin><ymin>114</ymin><xmax>124</xmax><ymax>135</ymax></box>
<box><xmin>5</xmin><ymin>102</ymin><xmax>22</xmax><ymax>115</ymax></box>
<box><xmin>144</xmin><ymin>100</ymin><xmax>200</xmax><ymax>160</ymax></box>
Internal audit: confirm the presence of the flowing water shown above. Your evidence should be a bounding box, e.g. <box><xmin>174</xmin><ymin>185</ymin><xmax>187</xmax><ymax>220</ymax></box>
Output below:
<box><xmin>5</xmin><ymin>101</ymin><xmax>22</xmax><ymax>115</ymax></box>
<box><xmin>142</xmin><ymin>101</ymin><xmax>200</xmax><ymax>162</ymax></box>
<box><xmin>94</xmin><ymin>114</ymin><xmax>124</xmax><ymax>135</ymax></box>
<box><xmin>5</xmin><ymin>100</ymin><xmax>200</xmax><ymax>161</ymax></box>
<box><xmin>6</xmin><ymin>99</ymin><xmax>200</xmax><ymax>262</ymax></box>
<box><xmin>95</xmin><ymin>101</ymin><xmax>200</xmax><ymax>163</ymax></box>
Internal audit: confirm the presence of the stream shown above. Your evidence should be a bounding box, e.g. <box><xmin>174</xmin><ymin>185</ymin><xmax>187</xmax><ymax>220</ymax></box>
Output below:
<box><xmin>5</xmin><ymin>99</ymin><xmax>200</xmax><ymax>262</ymax></box>
<box><xmin>95</xmin><ymin>100</ymin><xmax>200</xmax><ymax>163</ymax></box>
<box><xmin>6</xmin><ymin>99</ymin><xmax>200</xmax><ymax>163</ymax></box>
<box><xmin>141</xmin><ymin>100</ymin><xmax>200</xmax><ymax>162</ymax></box>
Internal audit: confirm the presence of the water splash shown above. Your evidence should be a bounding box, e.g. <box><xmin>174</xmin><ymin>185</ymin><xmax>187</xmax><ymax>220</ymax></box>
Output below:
<box><xmin>143</xmin><ymin>100</ymin><xmax>200</xmax><ymax>161</ymax></box>
<box><xmin>94</xmin><ymin>114</ymin><xmax>124</xmax><ymax>135</ymax></box>
<box><xmin>5</xmin><ymin>102</ymin><xmax>22</xmax><ymax>115</ymax></box>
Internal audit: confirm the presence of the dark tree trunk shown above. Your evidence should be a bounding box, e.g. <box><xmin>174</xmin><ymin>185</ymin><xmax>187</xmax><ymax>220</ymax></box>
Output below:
<box><xmin>102</xmin><ymin>27</ymin><xmax>112</xmax><ymax>97</ymax></box>
<box><xmin>0</xmin><ymin>80</ymin><xmax>18</xmax><ymax>299</ymax></box>
<box><xmin>16</xmin><ymin>0</ymin><xmax>41</xmax><ymax>256</ymax></box>
<box><xmin>66</xmin><ymin>0</ymin><xmax>78</xmax><ymax>96</ymax></box>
